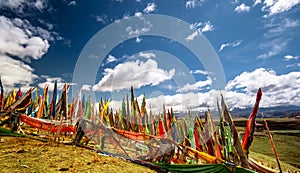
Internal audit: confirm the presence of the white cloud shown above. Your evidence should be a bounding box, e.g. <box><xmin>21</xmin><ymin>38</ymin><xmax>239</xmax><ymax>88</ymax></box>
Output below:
<box><xmin>0</xmin><ymin>0</ymin><xmax>48</xmax><ymax>13</ymax></box>
<box><xmin>225</xmin><ymin>68</ymin><xmax>300</xmax><ymax>107</ymax></box>
<box><xmin>229</xmin><ymin>0</ymin><xmax>240</xmax><ymax>4</ymax></box>
<box><xmin>286</xmin><ymin>63</ymin><xmax>300</xmax><ymax>68</ymax></box>
<box><xmin>92</xmin><ymin>59</ymin><xmax>175</xmax><ymax>92</ymax></box>
<box><xmin>37</xmin><ymin>76</ymin><xmax>73</xmax><ymax>91</ymax></box>
<box><xmin>135</xmin><ymin>37</ymin><xmax>142</xmax><ymax>43</ymax></box>
<box><xmin>93</xmin><ymin>15</ymin><xmax>108</xmax><ymax>24</ymax></box>
<box><xmin>0</xmin><ymin>16</ymin><xmax>50</xmax><ymax>61</ymax></box>
<box><xmin>0</xmin><ymin>0</ymin><xmax>25</xmax><ymax>10</ymax></box>
<box><xmin>106</xmin><ymin>54</ymin><xmax>117</xmax><ymax>63</ymax></box>
<box><xmin>126</xmin><ymin>24</ymin><xmax>151</xmax><ymax>36</ymax></box>
<box><xmin>253</xmin><ymin>0</ymin><xmax>262</xmax><ymax>6</ymax></box>
<box><xmin>161</xmin><ymin>84</ymin><xmax>176</xmax><ymax>90</ymax></box>
<box><xmin>0</xmin><ymin>11</ymin><xmax>59</xmax><ymax>90</ymax></box>
<box><xmin>138</xmin><ymin>52</ymin><xmax>156</xmax><ymax>59</ymax></box>
<box><xmin>284</xmin><ymin>55</ymin><xmax>299</xmax><ymax>60</ymax></box>
<box><xmin>190</xmin><ymin>69</ymin><xmax>209</xmax><ymax>75</ymax></box>
<box><xmin>185</xmin><ymin>21</ymin><xmax>214</xmax><ymax>41</ymax></box>
<box><xmin>0</xmin><ymin>55</ymin><xmax>37</xmax><ymax>90</ymax></box>
<box><xmin>81</xmin><ymin>84</ymin><xmax>91</xmax><ymax>91</ymax></box>
<box><xmin>134</xmin><ymin>12</ymin><xmax>143</xmax><ymax>18</ymax></box>
<box><xmin>201</xmin><ymin>21</ymin><xmax>214</xmax><ymax>32</ymax></box>
<box><xmin>177</xmin><ymin>77</ymin><xmax>212</xmax><ymax>92</ymax></box>
<box><xmin>264</xmin><ymin>18</ymin><xmax>300</xmax><ymax>38</ymax></box>
<box><xmin>171</xmin><ymin>68</ymin><xmax>300</xmax><ymax>110</ymax></box>
<box><xmin>34</xmin><ymin>0</ymin><xmax>48</xmax><ymax>11</ymax></box>
<box><xmin>219</xmin><ymin>40</ymin><xmax>242</xmax><ymax>52</ymax></box>
<box><xmin>186</xmin><ymin>0</ymin><xmax>206</xmax><ymax>8</ymax></box>
<box><xmin>67</xmin><ymin>1</ymin><xmax>77</xmax><ymax>6</ymax></box>
<box><xmin>235</xmin><ymin>3</ymin><xmax>251</xmax><ymax>13</ymax></box>
<box><xmin>185</xmin><ymin>30</ymin><xmax>200</xmax><ymax>41</ymax></box>
<box><xmin>257</xmin><ymin>38</ymin><xmax>288</xmax><ymax>59</ymax></box>
<box><xmin>259</xmin><ymin>18</ymin><xmax>299</xmax><ymax>59</ymax></box>
<box><xmin>143</xmin><ymin>3</ymin><xmax>156</xmax><ymax>13</ymax></box>
<box><xmin>262</xmin><ymin>0</ymin><xmax>300</xmax><ymax>16</ymax></box>
<box><xmin>190</xmin><ymin>21</ymin><xmax>214</xmax><ymax>33</ymax></box>
<box><xmin>110</xmin><ymin>68</ymin><xmax>300</xmax><ymax>112</ymax></box>
<box><xmin>124</xmin><ymin>15</ymin><xmax>153</xmax><ymax>37</ymax></box>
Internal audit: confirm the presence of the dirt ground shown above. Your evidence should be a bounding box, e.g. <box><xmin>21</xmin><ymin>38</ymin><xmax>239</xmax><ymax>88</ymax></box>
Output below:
<box><xmin>0</xmin><ymin>136</ymin><xmax>157</xmax><ymax>173</ymax></box>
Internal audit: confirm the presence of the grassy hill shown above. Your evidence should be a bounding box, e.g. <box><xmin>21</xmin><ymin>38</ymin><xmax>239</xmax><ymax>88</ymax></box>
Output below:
<box><xmin>235</xmin><ymin>118</ymin><xmax>300</xmax><ymax>172</ymax></box>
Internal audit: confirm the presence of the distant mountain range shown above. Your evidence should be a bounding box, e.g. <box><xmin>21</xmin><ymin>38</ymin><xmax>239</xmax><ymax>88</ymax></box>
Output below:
<box><xmin>173</xmin><ymin>106</ymin><xmax>300</xmax><ymax>119</ymax></box>
<box><xmin>230</xmin><ymin>105</ymin><xmax>300</xmax><ymax>118</ymax></box>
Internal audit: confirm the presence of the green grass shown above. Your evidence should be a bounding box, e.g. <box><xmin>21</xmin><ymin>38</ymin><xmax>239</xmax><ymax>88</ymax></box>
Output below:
<box><xmin>250</xmin><ymin>133</ymin><xmax>300</xmax><ymax>170</ymax></box>
<box><xmin>233</xmin><ymin>118</ymin><xmax>300</xmax><ymax>171</ymax></box>
<box><xmin>249</xmin><ymin>152</ymin><xmax>300</xmax><ymax>172</ymax></box>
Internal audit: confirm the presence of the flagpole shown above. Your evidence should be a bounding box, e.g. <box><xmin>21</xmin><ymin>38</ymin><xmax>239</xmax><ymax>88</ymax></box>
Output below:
<box><xmin>262</xmin><ymin>113</ymin><xmax>282</xmax><ymax>173</ymax></box>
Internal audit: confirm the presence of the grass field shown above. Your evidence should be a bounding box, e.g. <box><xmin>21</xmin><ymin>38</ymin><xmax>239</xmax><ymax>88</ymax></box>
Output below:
<box><xmin>235</xmin><ymin>118</ymin><xmax>300</xmax><ymax>172</ymax></box>
<box><xmin>0</xmin><ymin>136</ymin><xmax>156</xmax><ymax>173</ymax></box>
<box><xmin>250</xmin><ymin>134</ymin><xmax>300</xmax><ymax>170</ymax></box>
<box><xmin>1</xmin><ymin>117</ymin><xmax>299</xmax><ymax>172</ymax></box>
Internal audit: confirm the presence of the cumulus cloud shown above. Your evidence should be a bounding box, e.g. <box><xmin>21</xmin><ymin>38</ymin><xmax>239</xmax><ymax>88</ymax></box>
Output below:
<box><xmin>177</xmin><ymin>77</ymin><xmax>212</xmax><ymax>92</ymax></box>
<box><xmin>186</xmin><ymin>0</ymin><xmax>206</xmax><ymax>8</ymax></box>
<box><xmin>0</xmin><ymin>16</ymin><xmax>50</xmax><ymax>61</ymax></box>
<box><xmin>38</xmin><ymin>76</ymin><xmax>74</xmax><ymax>91</ymax></box>
<box><xmin>225</xmin><ymin>68</ymin><xmax>300</xmax><ymax>107</ymax></box>
<box><xmin>190</xmin><ymin>21</ymin><xmax>214</xmax><ymax>33</ymax></box>
<box><xmin>143</xmin><ymin>3</ymin><xmax>156</xmax><ymax>13</ymax></box>
<box><xmin>262</xmin><ymin>0</ymin><xmax>300</xmax><ymax>16</ymax></box>
<box><xmin>138</xmin><ymin>52</ymin><xmax>156</xmax><ymax>59</ymax></box>
<box><xmin>160</xmin><ymin>68</ymin><xmax>300</xmax><ymax>111</ymax></box>
<box><xmin>92</xmin><ymin>59</ymin><xmax>175</xmax><ymax>92</ymax></box>
<box><xmin>0</xmin><ymin>55</ymin><xmax>37</xmax><ymax>90</ymax></box>
<box><xmin>253</xmin><ymin>0</ymin><xmax>262</xmax><ymax>6</ymax></box>
<box><xmin>184</xmin><ymin>21</ymin><xmax>213</xmax><ymax>41</ymax></box>
<box><xmin>201</xmin><ymin>21</ymin><xmax>214</xmax><ymax>32</ymax></box>
<box><xmin>0</xmin><ymin>15</ymin><xmax>55</xmax><ymax>89</ymax></box>
<box><xmin>109</xmin><ymin>68</ymin><xmax>300</xmax><ymax>112</ymax></box>
<box><xmin>235</xmin><ymin>3</ymin><xmax>251</xmax><ymax>13</ymax></box>
<box><xmin>0</xmin><ymin>0</ymin><xmax>64</xmax><ymax>90</ymax></box>
<box><xmin>106</xmin><ymin>54</ymin><xmax>117</xmax><ymax>63</ymax></box>
<box><xmin>190</xmin><ymin>69</ymin><xmax>209</xmax><ymax>75</ymax></box>
<box><xmin>284</xmin><ymin>55</ymin><xmax>299</xmax><ymax>60</ymax></box>
<box><xmin>134</xmin><ymin>12</ymin><xmax>143</xmax><ymax>18</ymax></box>
<box><xmin>126</xmin><ymin>25</ymin><xmax>151</xmax><ymax>36</ymax></box>
<box><xmin>186</xmin><ymin>30</ymin><xmax>200</xmax><ymax>41</ymax></box>
<box><xmin>0</xmin><ymin>0</ymin><xmax>48</xmax><ymax>13</ymax></box>
<box><xmin>135</xmin><ymin>37</ymin><xmax>142</xmax><ymax>43</ymax></box>
<box><xmin>219</xmin><ymin>40</ymin><xmax>242</xmax><ymax>52</ymax></box>
<box><xmin>81</xmin><ymin>84</ymin><xmax>91</xmax><ymax>91</ymax></box>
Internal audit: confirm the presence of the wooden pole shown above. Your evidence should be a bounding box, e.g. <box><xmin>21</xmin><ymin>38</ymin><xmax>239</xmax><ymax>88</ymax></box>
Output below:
<box><xmin>262</xmin><ymin>114</ymin><xmax>282</xmax><ymax>173</ymax></box>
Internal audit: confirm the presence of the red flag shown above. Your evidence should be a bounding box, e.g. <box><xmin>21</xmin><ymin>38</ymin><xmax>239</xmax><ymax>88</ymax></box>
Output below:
<box><xmin>194</xmin><ymin>123</ymin><xmax>201</xmax><ymax>151</ymax></box>
<box><xmin>242</xmin><ymin>88</ymin><xmax>262</xmax><ymax>152</ymax></box>
<box><xmin>17</xmin><ymin>88</ymin><xmax>22</xmax><ymax>100</ymax></box>
<box><xmin>158</xmin><ymin>117</ymin><xmax>166</xmax><ymax>137</ymax></box>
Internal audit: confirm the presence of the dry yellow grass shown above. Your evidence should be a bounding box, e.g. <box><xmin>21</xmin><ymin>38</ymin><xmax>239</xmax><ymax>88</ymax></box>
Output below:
<box><xmin>0</xmin><ymin>136</ymin><xmax>156</xmax><ymax>173</ymax></box>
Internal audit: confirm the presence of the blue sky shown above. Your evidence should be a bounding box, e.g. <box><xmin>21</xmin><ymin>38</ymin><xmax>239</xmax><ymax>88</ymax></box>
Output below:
<box><xmin>0</xmin><ymin>0</ymin><xmax>299</xmax><ymax>112</ymax></box>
